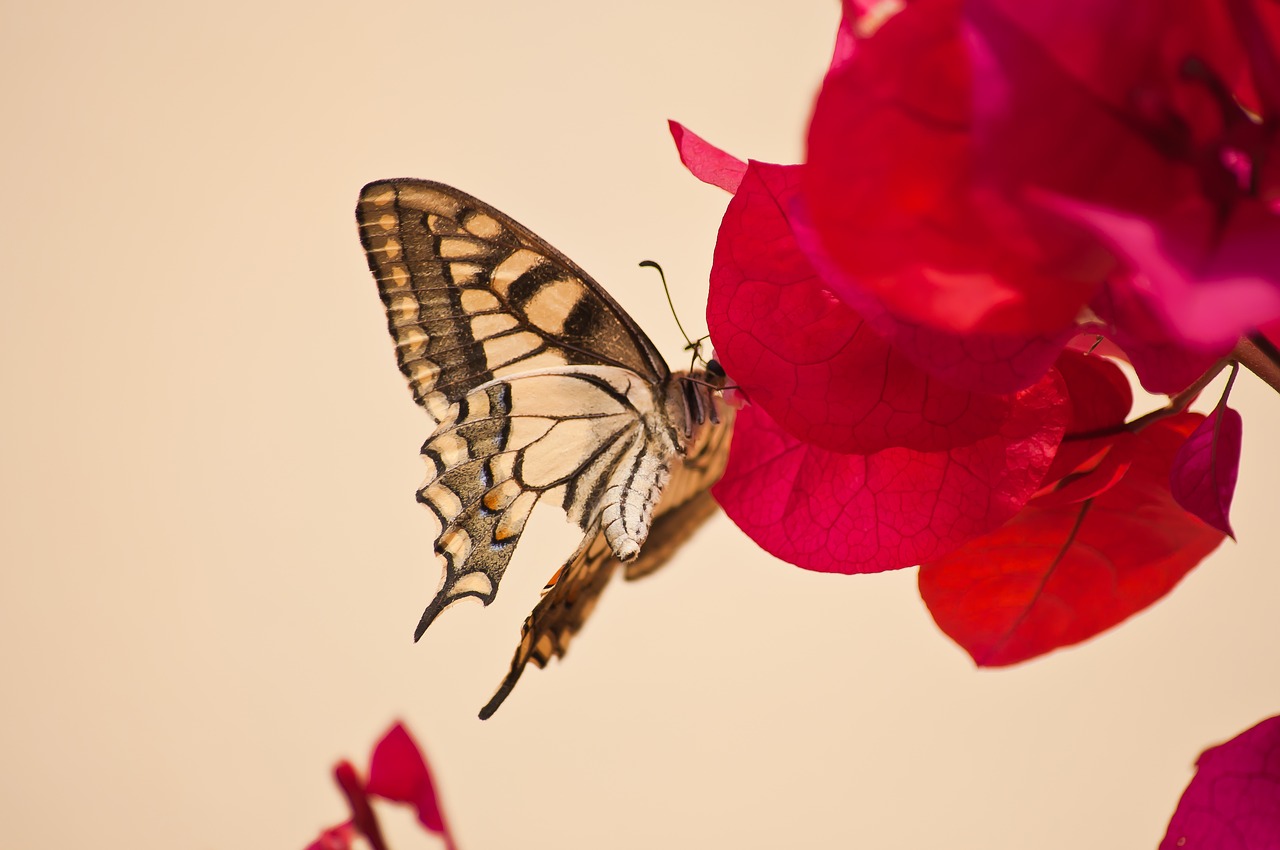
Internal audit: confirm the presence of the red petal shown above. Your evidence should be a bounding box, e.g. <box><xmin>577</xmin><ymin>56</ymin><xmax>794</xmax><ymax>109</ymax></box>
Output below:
<box><xmin>1160</xmin><ymin>714</ymin><xmax>1280</xmax><ymax>850</ymax></box>
<box><xmin>968</xmin><ymin>0</ymin><xmax>1255</xmax><ymax>146</ymax></box>
<box><xmin>804</xmin><ymin>0</ymin><xmax>1100</xmax><ymax>337</ymax></box>
<box><xmin>1170</xmin><ymin>403</ymin><xmax>1243</xmax><ymax>538</ymax></box>
<box><xmin>366</xmin><ymin>723</ymin><xmax>447</xmax><ymax>837</ymax></box>
<box><xmin>919</xmin><ymin>414</ymin><xmax>1226</xmax><ymax>666</ymax></box>
<box><xmin>1033</xmin><ymin>435</ymin><xmax>1135</xmax><ymax>509</ymax></box>
<box><xmin>1261</xmin><ymin>319</ymin><xmax>1280</xmax><ymax>349</ymax></box>
<box><xmin>1041</xmin><ymin>349</ymin><xmax>1131</xmax><ymax>485</ymax></box>
<box><xmin>790</xmin><ymin>204</ymin><xmax>1073</xmax><ymax>394</ymax></box>
<box><xmin>668</xmin><ymin>121</ymin><xmax>746</xmax><ymax>194</ymax></box>
<box><xmin>964</xmin><ymin>2</ymin><xmax>1207</xmax><ymax>217</ymax></box>
<box><xmin>712</xmin><ymin>370</ymin><xmax>1066</xmax><ymax>574</ymax></box>
<box><xmin>709</xmin><ymin>160</ymin><xmax>1051</xmax><ymax>454</ymax></box>
<box><xmin>967</xmin><ymin>3</ymin><xmax>1280</xmax><ymax>349</ymax></box>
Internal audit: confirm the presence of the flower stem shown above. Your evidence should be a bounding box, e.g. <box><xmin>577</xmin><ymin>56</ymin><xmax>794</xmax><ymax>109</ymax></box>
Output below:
<box><xmin>334</xmin><ymin>761</ymin><xmax>391</xmax><ymax>850</ymax></box>
<box><xmin>1125</xmin><ymin>359</ymin><xmax>1229</xmax><ymax>432</ymax></box>
<box><xmin>1236</xmin><ymin>334</ymin><xmax>1280</xmax><ymax>395</ymax></box>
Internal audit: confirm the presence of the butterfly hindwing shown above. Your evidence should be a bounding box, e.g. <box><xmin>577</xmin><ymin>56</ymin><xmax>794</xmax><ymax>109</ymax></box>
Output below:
<box><xmin>357</xmin><ymin>179</ymin><xmax>669</xmax><ymax>425</ymax></box>
<box><xmin>414</xmin><ymin>366</ymin><xmax>661</xmax><ymax>637</ymax></box>
<box><xmin>478</xmin><ymin>404</ymin><xmax>734</xmax><ymax>718</ymax></box>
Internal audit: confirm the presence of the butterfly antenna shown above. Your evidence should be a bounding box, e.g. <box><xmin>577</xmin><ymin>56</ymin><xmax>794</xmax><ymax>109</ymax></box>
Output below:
<box><xmin>686</xmin><ymin>334</ymin><xmax>712</xmax><ymax>374</ymax></box>
<box><xmin>640</xmin><ymin>260</ymin><xmax>700</xmax><ymax>353</ymax></box>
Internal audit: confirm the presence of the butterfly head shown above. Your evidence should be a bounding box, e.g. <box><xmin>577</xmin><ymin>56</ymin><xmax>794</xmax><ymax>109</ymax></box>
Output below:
<box><xmin>669</xmin><ymin>356</ymin><xmax>734</xmax><ymax>448</ymax></box>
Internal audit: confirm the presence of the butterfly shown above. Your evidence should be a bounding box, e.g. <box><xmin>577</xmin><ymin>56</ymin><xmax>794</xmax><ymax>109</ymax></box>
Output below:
<box><xmin>356</xmin><ymin>179</ymin><xmax>735</xmax><ymax>718</ymax></box>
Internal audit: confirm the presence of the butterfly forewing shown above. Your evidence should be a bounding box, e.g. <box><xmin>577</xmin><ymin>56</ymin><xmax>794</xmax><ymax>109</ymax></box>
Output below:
<box><xmin>358</xmin><ymin>180</ymin><xmax>668</xmax><ymax>424</ymax></box>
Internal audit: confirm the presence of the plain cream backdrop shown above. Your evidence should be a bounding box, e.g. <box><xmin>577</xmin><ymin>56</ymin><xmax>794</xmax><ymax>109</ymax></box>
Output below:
<box><xmin>3</xmin><ymin>2</ymin><xmax>1278</xmax><ymax>847</ymax></box>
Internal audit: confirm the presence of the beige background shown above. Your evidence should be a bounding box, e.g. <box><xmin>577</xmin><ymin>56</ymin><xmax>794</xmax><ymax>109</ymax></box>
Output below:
<box><xmin>3</xmin><ymin>2</ymin><xmax>1278</xmax><ymax>848</ymax></box>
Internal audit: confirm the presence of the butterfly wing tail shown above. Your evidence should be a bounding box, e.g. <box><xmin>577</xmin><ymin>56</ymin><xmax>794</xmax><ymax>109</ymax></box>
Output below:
<box><xmin>478</xmin><ymin>533</ymin><xmax>618</xmax><ymax>719</ymax></box>
<box><xmin>479</xmin><ymin>403</ymin><xmax>735</xmax><ymax>716</ymax></box>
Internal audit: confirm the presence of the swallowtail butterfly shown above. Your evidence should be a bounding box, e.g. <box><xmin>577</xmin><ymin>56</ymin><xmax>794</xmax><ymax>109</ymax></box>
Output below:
<box><xmin>357</xmin><ymin>180</ymin><xmax>734</xmax><ymax>718</ymax></box>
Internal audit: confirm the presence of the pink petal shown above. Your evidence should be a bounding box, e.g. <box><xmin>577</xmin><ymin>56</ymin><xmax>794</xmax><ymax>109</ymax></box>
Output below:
<box><xmin>1088</xmin><ymin>276</ymin><xmax>1229</xmax><ymax>395</ymax></box>
<box><xmin>828</xmin><ymin>6</ymin><xmax>858</xmax><ymax>71</ymax></box>
<box><xmin>667</xmin><ymin>121</ymin><xmax>746</xmax><ymax>194</ymax></box>
<box><xmin>1160</xmin><ymin>714</ymin><xmax>1280</xmax><ymax>850</ymax></box>
<box><xmin>712</xmin><ymin>369</ymin><xmax>1066</xmax><ymax>574</ymax></box>
<box><xmin>1170</xmin><ymin>403</ymin><xmax>1243</xmax><ymax>538</ymax></box>
<box><xmin>366</xmin><ymin>723</ymin><xmax>448</xmax><ymax>839</ymax></box>
<box><xmin>804</xmin><ymin>0</ymin><xmax>1101</xmax><ymax>338</ymax></box>
<box><xmin>709</xmin><ymin>160</ymin><xmax>1053</xmax><ymax>453</ymax></box>
<box><xmin>305</xmin><ymin>822</ymin><xmax>356</xmax><ymax>850</ymax></box>
<box><xmin>962</xmin><ymin>1</ymin><xmax>1280</xmax><ymax>349</ymax></box>
<box><xmin>919</xmin><ymin>415</ymin><xmax>1226</xmax><ymax>666</ymax></box>
<box><xmin>1053</xmin><ymin>198</ymin><xmax>1280</xmax><ymax>351</ymax></box>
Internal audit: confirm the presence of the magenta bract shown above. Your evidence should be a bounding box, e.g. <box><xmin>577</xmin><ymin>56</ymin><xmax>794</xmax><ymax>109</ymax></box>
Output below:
<box><xmin>1161</xmin><ymin>714</ymin><xmax>1280</xmax><ymax>850</ymax></box>
<box><xmin>709</xmin><ymin>160</ymin><xmax>1065</xmax><ymax>455</ymax></box>
<box><xmin>1170</xmin><ymin>403</ymin><xmax>1243</xmax><ymax>538</ymax></box>
<box><xmin>713</xmin><ymin>371</ymin><xmax>1066</xmax><ymax>574</ymax></box>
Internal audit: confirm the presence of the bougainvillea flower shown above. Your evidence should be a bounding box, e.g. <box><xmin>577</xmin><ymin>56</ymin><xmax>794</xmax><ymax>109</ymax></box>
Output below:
<box><xmin>307</xmin><ymin>722</ymin><xmax>455</xmax><ymax>850</ymax></box>
<box><xmin>1170</xmin><ymin>370</ymin><xmax>1243</xmax><ymax>537</ymax></box>
<box><xmin>672</xmin><ymin>132</ymin><xmax>1069</xmax><ymax>573</ymax></box>
<box><xmin>672</xmin><ymin>119</ymin><xmax>1070</xmax><ymax>395</ymax></box>
<box><xmin>712</xmin><ymin>372</ymin><xmax>1065</xmax><ymax>574</ymax></box>
<box><xmin>965</xmin><ymin>0</ymin><xmax>1280</xmax><ymax>348</ymax></box>
<box><xmin>918</xmin><ymin>414</ymin><xmax>1226</xmax><ymax>666</ymax></box>
<box><xmin>804</xmin><ymin>0</ymin><xmax>1106</xmax><ymax>343</ymax></box>
<box><xmin>803</xmin><ymin>0</ymin><xmax>1280</xmax><ymax>397</ymax></box>
<box><xmin>1160</xmin><ymin>714</ymin><xmax>1280</xmax><ymax>850</ymax></box>
<box><xmin>709</xmin><ymin>160</ymin><xmax>1070</xmax><ymax>454</ymax></box>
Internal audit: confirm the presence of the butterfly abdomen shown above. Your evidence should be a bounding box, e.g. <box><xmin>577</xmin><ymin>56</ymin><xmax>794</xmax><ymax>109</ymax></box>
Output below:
<box><xmin>599</xmin><ymin>447</ymin><xmax>672</xmax><ymax>562</ymax></box>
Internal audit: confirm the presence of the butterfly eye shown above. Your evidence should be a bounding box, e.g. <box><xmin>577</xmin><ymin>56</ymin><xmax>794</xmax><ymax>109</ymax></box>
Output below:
<box><xmin>706</xmin><ymin>359</ymin><xmax>726</xmax><ymax>380</ymax></box>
